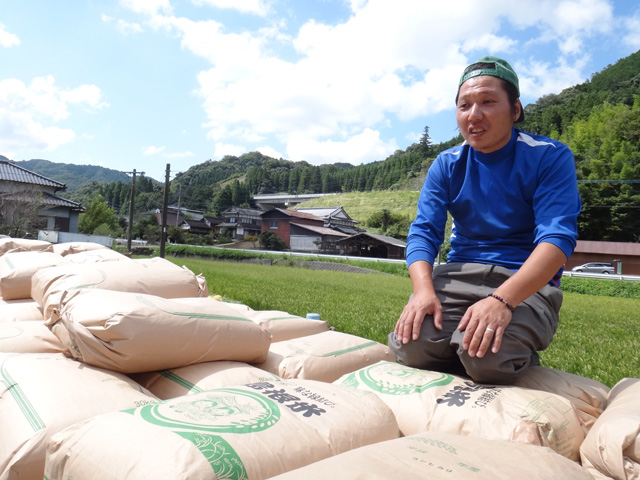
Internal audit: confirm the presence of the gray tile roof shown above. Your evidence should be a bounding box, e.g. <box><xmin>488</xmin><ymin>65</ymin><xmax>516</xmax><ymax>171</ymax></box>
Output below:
<box><xmin>3</xmin><ymin>190</ymin><xmax>84</xmax><ymax>211</ymax></box>
<box><xmin>0</xmin><ymin>160</ymin><xmax>66</xmax><ymax>189</ymax></box>
<box><xmin>290</xmin><ymin>222</ymin><xmax>349</xmax><ymax>237</ymax></box>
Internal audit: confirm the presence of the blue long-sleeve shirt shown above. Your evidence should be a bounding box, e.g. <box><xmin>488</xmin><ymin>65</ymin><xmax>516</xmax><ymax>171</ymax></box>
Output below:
<box><xmin>406</xmin><ymin>129</ymin><xmax>581</xmax><ymax>276</ymax></box>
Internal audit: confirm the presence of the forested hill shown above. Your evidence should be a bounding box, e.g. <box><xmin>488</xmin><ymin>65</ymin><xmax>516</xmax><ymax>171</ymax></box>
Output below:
<box><xmin>10</xmin><ymin>159</ymin><xmax>130</xmax><ymax>191</ymax></box>
<box><xmin>521</xmin><ymin>49</ymin><xmax>640</xmax><ymax>138</ymax></box>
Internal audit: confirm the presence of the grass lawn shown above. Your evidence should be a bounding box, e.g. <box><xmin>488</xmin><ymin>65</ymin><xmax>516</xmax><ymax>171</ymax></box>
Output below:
<box><xmin>169</xmin><ymin>256</ymin><xmax>639</xmax><ymax>388</ymax></box>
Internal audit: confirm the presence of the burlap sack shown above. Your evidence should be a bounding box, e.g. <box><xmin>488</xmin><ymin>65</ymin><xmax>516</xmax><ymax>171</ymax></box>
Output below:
<box><xmin>130</xmin><ymin>361</ymin><xmax>281</xmax><ymax>400</ymax></box>
<box><xmin>0</xmin><ymin>238</ymin><xmax>52</xmax><ymax>256</ymax></box>
<box><xmin>0</xmin><ymin>352</ymin><xmax>157</xmax><ymax>480</ymax></box>
<box><xmin>580</xmin><ymin>377</ymin><xmax>640</xmax><ymax>479</ymax></box>
<box><xmin>268</xmin><ymin>430</ymin><xmax>594</xmax><ymax>480</ymax></box>
<box><xmin>44</xmin><ymin>379</ymin><xmax>399</xmax><ymax>480</ymax></box>
<box><xmin>0</xmin><ymin>299</ymin><xmax>44</xmax><ymax>321</ymax></box>
<box><xmin>213</xmin><ymin>300</ymin><xmax>329</xmax><ymax>342</ymax></box>
<box><xmin>514</xmin><ymin>366</ymin><xmax>610</xmax><ymax>433</ymax></box>
<box><xmin>254</xmin><ymin>330</ymin><xmax>397</xmax><ymax>383</ymax></box>
<box><xmin>0</xmin><ymin>321</ymin><xmax>66</xmax><ymax>353</ymax></box>
<box><xmin>50</xmin><ymin>241</ymin><xmax>108</xmax><ymax>256</ymax></box>
<box><xmin>48</xmin><ymin>289</ymin><xmax>272</xmax><ymax>373</ymax></box>
<box><xmin>0</xmin><ymin>251</ymin><xmax>63</xmax><ymax>300</ymax></box>
<box><xmin>334</xmin><ymin>361</ymin><xmax>585</xmax><ymax>461</ymax></box>
<box><xmin>32</xmin><ymin>256</ymin><xmax>208</xmax><ymax>318</ymax></box>
<box><xmin>59</xmin><ymin>248</ymin><xmax>131</xmax><ymax>264</ymax></box>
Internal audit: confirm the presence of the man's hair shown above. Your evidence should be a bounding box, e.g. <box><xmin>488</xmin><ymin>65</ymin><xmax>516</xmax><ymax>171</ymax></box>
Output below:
<box><xmin>500</xmin><ymin>78</ymin><xmax>525</xmax><ymax>124</ymax></box>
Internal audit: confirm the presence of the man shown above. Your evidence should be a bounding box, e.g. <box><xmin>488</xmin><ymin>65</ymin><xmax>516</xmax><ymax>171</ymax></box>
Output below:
<box><xmin>388</xmin><ymin>56</ymin><xmax>582</xmax><ymax>384</ymax></box>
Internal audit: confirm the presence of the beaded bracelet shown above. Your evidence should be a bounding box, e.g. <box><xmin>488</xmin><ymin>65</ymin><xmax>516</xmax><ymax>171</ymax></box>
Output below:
<box><xmin>487</xmin><ymin>293</ymin><xmax>515</xmax><ymax>312</ymax></box>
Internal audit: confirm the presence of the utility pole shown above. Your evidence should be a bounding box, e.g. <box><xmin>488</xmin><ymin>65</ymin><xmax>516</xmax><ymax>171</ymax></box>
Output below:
<box><xmin>160</xmin><ymin>164</ymin><xmax>170</xmax><ymax>258</ymax></box>
<box><xmin>124</xmin><ymin>169</ymin><xmax>144</xmax><ymax>253</ymax></box>
<box><xmin>176</xmin><ymin>182</ymin><xmax>182</xmax><ymax>226</ymax></box>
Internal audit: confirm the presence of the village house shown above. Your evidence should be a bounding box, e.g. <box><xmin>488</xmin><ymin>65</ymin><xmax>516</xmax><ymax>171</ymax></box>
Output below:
<box><xmin>260</xmin><ymin>208</ymin><xmax>333</xmax><ymax>250</ymax></box>
<box><xmin>218</xmin><ymin>206</ymin><xmax>263</xmax><ymax>240</ymax></box>
<box><xmin>155</xmin><ymin>206</ymin><xmax>220</xmax><ymax>236</ymax></box>
<box><xmin>337</xmin><ymin>231</ymin><xmax>407</xmax><ymax>260</ymax></box>
<box><xmin>293</xmin><ymin>206</ymin><xmax>363</xmax><ymax>235</ymax></box>
<box><xmin>0</xmin><ymin>158</ymin><xmax>84</xmax><ymax>234</ymax></box>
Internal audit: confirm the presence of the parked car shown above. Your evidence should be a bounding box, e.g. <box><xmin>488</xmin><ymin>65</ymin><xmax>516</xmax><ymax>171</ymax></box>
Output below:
<box><xmin>571</xmin><ymin>262</ymin><xmax>615</xmax><ymax>274</ymax></box>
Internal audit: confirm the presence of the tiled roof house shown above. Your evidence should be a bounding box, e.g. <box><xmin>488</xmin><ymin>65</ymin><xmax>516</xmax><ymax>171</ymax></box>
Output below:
<box><xmin>0</xmin><ymin>158</ymin><xmax>84</xmax><ymax>234</ymax></box>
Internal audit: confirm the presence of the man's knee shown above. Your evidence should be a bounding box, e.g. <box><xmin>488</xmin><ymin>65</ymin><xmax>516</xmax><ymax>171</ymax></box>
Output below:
<box><xmin>459</xmin><ymin>351</ymin><xmax>533</xmax><ymax>385</ymax></box>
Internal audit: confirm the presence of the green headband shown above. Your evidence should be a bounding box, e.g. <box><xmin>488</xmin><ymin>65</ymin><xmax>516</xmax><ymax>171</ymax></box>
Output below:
<box><xmin>459</xmin><ymin>56</ymin><xmax>520</xmax><ymax>96</ymax></box>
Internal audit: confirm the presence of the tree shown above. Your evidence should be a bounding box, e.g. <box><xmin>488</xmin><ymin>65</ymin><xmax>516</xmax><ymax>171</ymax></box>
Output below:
<box><xmin>0</xmin><ymin>187</ymin><xmax>44</xmax><ymax>237</ymax></box>
<box><xmin>258</xmin><ymin>231</ymin><xmax>288</xmax><ymax>251</ymax></box>
<box><xmin>212</xmin><ymin>185</ymin><xmax>233</xmax><ymax>215</ymax></box>
<box><xmin>419</xmin><ymin>125</ymin><xmax>433</xmax><ymax>156</ymax></box>
<box><xmin>78</xmin><ymin>196</ymin><xmax>119</xmax><ymax>235</ymax></box>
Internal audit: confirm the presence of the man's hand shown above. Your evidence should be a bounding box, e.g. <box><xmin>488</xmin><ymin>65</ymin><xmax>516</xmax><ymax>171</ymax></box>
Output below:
<box><xmin>394</xmin><ymin>291</ymin><xmax>443</xmax><ymax>344</ymax></box>
<box><xmin>457</xmin><ymin>296</ymin><xmax>513</xmax><ymax>357</ymax></box>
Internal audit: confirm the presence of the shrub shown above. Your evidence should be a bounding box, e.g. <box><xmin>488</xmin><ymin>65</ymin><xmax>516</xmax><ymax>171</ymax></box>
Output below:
<box><xmin>258</xmin><ymin>231</ymin><xmax>288</xmax><ymax>251</ymax></box>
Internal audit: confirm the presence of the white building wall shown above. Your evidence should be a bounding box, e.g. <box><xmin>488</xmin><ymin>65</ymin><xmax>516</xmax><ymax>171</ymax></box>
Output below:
<box><xmin>290</xmin><ymin>235</ymin><xmax>321</xmax><ymax>252</ymax></box>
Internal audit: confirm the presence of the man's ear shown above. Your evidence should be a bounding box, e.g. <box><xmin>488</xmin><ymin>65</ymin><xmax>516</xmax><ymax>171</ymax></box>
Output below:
<box><xmin>513</xmin><ymin>100</ymin><xmax>523</xmax><ymax>123</ymax></box>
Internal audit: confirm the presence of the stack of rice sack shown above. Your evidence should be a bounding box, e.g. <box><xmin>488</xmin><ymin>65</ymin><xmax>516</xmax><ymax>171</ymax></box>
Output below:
<box><xmin>0</xmin><ymin>352</ymin><xmax>158</xmax><ymax>479</ymax></box>
<box><xmin>44</xmin><ymin>378</ymin><xmax>399</xmax><ymax>479</ymax></box>
<box><xmin>332</xmin><ymin>361</ymin><xmax>607</xmax><ymax>462</ymax></box>
<box><xmin>253</xmin><ymin>330</ymin><xmax>397</xmax><ymax>382</ymax></box>
<box><xmin>0</xmin><ymin>239</ymin><xmax>137</xmax><ymax>354</ymax></box>
<box><xmin>2</xmin><ymin>237</ymin><xmax>639</xmax><ymax>479</ymax></box>
<box><xmin>267</xmin><ymin>431</ymin><xmax>594</xmax><ymax>479</ymax></box>
<box><xmin>579</xmin><ymin>377</ymin><xmax>640</xmax><ymax>479</ymax></box>
<box><xmin>31</xmin><ymin>255</ymin><xmax>208</xmax><ymax>319</ymax></box>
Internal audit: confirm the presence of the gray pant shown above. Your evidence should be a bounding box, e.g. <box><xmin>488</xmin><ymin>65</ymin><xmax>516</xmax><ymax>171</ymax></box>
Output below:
<box><xmin>388</xmin><ymin>263</ymin><xmax>562</xmax><ymax>384</ymax></box>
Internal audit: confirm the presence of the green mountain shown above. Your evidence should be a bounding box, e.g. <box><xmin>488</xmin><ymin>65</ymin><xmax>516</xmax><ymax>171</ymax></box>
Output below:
<box><xmin>9</xmin><ymin>158</ymin><xmax>131</xmax><ymax>191</ymax></box>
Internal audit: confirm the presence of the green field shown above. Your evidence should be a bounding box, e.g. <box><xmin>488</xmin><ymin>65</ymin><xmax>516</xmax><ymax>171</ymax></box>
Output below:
<box><xmin>168</xmin><ymin>256</ymin><xmax>640</xmax><ymax>388</ymax></box>
<box><xmin>300</xmin><ymin>190</ymin><xmax>421</xmax><ymax>226</ymax></box>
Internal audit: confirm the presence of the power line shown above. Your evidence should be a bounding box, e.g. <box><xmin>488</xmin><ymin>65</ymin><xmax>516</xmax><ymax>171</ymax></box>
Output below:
<box><xmin>578</xmin><ymin>180</ymin><xmax>640</xmax><ymax>183</ymax></box>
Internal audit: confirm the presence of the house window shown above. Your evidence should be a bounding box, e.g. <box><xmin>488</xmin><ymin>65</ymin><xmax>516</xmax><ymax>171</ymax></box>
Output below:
<box><xmin>270</xmin><ymin>220</ymin><xmax>278</xmax><ymax>229</ymax></box>
<box><xmin>229</xmin><ymin>217</ymin><xmax>236</xmax><ymax>223</ymax></box>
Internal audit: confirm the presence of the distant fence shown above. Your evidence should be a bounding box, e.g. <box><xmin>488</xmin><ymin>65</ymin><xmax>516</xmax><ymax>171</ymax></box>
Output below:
<box><xmin>38</xmin><ymin>231</ymin><xmax>114</xmax><ymax>247</ymax></box>
<box><xmin>115</xmin><ymin>238</ymin><xmax>148</xmax><ymax>246</ymax></box>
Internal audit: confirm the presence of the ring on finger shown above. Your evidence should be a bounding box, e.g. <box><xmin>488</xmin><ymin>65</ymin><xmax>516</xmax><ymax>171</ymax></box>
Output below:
<box><xmin>486</xmin><ymin>328</ymin><xmax>495</xmax><ymax>333</ymax></box>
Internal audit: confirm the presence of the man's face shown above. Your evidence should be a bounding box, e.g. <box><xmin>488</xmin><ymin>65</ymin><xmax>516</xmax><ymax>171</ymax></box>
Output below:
<box><xmin>455</xmin><ymin>75</ymin><xmax>521</xmax><ymax>154</ymax></box>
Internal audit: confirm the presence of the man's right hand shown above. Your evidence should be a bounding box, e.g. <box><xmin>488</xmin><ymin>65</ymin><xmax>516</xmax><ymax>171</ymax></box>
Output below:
<box><xmin>394</xmin><ymin>291</ymin><xmax>443</xmax><ymax>344</ymax></box>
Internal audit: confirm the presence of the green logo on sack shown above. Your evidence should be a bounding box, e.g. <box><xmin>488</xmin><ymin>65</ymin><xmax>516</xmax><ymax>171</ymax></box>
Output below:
<box><xmin>175</xmin><ymin>432</ymin><xmax>248</xmax><ymax>480</ymax></box>
<box><xmin>131</xmin><ymin>388</ymin><xmax>280</xmax><ymax>434</ymax></box>
<box><xmin>357</xmin><ymin>362</ymin><xmax>454</xmax><ymax>395</ymax></box>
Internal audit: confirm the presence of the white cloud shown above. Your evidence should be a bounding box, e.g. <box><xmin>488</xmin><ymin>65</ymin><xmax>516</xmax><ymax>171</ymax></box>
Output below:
<box><xmin>119</xmin><ymin>0</ymin><xmax>173</xmax><ymax>16</ymax></box>
<box><xmin>461</xmin><ymin>34</ymin><xmax>517</xmax><ymax>55</ymax></box>
<box><xmin>0</xmin><ymin>76</ymin><xmax>106</xmax><ymax>153</ymax></box>
<box><xmin>144</xmin><ymin>145</ymin><xmax>195</xmax><ymax>158</ymax></box>
<box><xmin>0</xmin><ymin>23</ymin><xmax>19</xmax><ymax>47</ymax></box>
<box><xmin>61</xmin><ymin>84</ymin><xmax>109</xmax><ymax>110</ymax></box>
<box><xmin>508</xmin><ymin>0</ymin><xmax>613</xmax><ymax>55</ymax></box>
<box><xmin>287</xmin><ymin>128</ymin><xmax>398</xmax><ymax>166</ymax></box>
<box><xmin>346</xmin><ymin>0</ymin><xmax>369</xmax><ymax>13</ymax></box>
<box><xmin>0</xmin><ymin>76</ymin><xmax>106</xmax><ymax>120</ymax></box>
<box><xmin>256</xmin><ymin>145</ymin><xmax>284</xmax><ymax>160</ymax></box>
<box><xmin>214</xmin><ymin>142</ymin><xmax>249</xmax><ymax>158</ymax></box>
<box><xmin>122</xmin><ymin>0</ymin><xmax>618</xmax><ymax>164</ymax></box>
<box><xmin>0</xmin><ymin>111</ymin><xmax>75</xmax><ymax>153</ymax></box>
<box><xmin>143</xmin><ymin>145</ymin><xmax>166</xmax><ymax>155</ymax></box>
<box><xmin>117</xmin><ymin>19</ymin><xmax>144</xmax><ymax>35</ymax></box>
<box><xmin>623</xmin><ymin>13</ymin><xmax>640</xmax><ymax>48</ymax></box>
<box><xmin>192</xmin><ymin>0</ymin><xmax>272</xmax><ymax>16</ymax></box>
<box><xmin>517</xmin><ymin>57</ymin><xmax>590</xmax><ymax>100</ymax></box>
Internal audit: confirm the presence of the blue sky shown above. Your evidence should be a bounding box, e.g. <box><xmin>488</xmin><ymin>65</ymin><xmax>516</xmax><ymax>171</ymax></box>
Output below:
<box><xmin>1</xmin><ymin>0</ymin><xmax>639</xmax><ymax>182</ymax></box>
